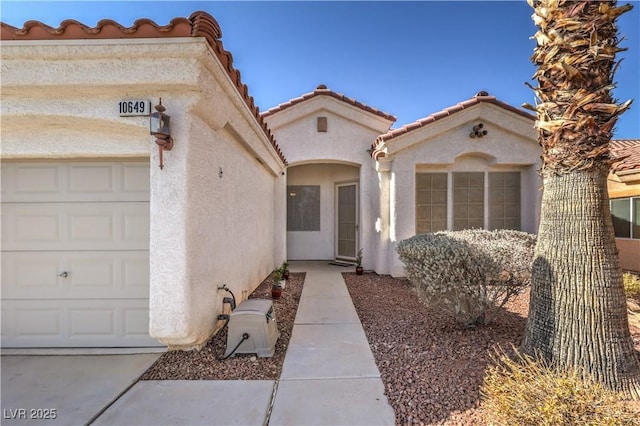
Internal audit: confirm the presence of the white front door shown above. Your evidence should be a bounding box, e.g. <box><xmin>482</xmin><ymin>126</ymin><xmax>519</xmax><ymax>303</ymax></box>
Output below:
<box><xmin>335</xmin><ymin>183</ymin><xmax>358</xmax><ymax>260</ymax></box>
<box><xmin>1</xmin><ymin>161</ymin><xmax>160</xmax><ymax>348</ymax></box>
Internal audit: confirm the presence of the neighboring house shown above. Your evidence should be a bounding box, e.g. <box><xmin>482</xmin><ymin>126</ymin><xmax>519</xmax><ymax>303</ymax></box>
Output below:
<box><xmin>609</xmin><ymin>140</ymin><xmax>640</xmax><ymax>272</ymax></box>
<box><xmin>264</xmin><ymin>88</ymin><xmax>542</xmax><ymax>277</ymax></box>
<box><xmin>1</xmin><ymin>12</ymin><xmax>287</xmax><ymax>350</ymax></box>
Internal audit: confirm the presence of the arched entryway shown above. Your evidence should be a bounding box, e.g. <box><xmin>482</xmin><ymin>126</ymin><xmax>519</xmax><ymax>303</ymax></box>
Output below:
<box><xmin>286</xmin><ymin>162</ymin><xmax>360</xmax><ymax>261</ymax></box>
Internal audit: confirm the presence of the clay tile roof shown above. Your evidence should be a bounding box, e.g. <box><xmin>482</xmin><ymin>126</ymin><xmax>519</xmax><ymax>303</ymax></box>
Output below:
<box><xmin>261</xmin><ymin>84</ymin><xmax>397</xmax><ymax>123</ymax></box>
<box><xmin>370</xmin><ymin>92</ymin><xmax>536</xmax><ymax>160</ymax></box>
<box><xmin>611</xmin><ymin>139</ymin><xmax>640</xmax><ymax>173</ymax></box>
<box><xmin>1</xmin><ymin>11</ymin><xmax>287</xmax><ymax>166</ymax></box>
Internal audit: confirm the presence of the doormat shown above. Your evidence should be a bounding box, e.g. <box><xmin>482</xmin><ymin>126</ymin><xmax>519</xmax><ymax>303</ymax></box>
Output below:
<box><xmin>328</xmin><ymin>261</ymin><xmax>353</xmax><ymax>267</ymax></box>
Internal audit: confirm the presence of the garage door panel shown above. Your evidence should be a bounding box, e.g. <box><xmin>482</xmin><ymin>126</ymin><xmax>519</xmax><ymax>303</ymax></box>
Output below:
<box><xmin>2</xmin><ymin>202</ymin><xmax>149</xmax><ymax>251</ymax></box>
<box><xmin>1</xmin><ymin>162</ymin><xmax>149</xmax><ymax>203</ymax></box>
<box><xmin>14</xmin><ymin>212</ymin><xmax>61</xmax><ymax>243</ymax></box>
<box><xmin>124</xmin><ymin>212</ymin><xmax>150</xmax><ymax>241</ymax></box>
<box><xmin>2</xmin><ymin>251</ymin><xmax>149</xmax><ymax>299</ymax></box>
<box><xmin>1</xmin><ymin>299</ymin><xmax>157</xmax><ymax>347</ymax></box>
<box><xmin>68</xmin><ymin>164</ymin><xmax>116</xmax><ymax>193</ymax></box>
<box><xmin>122</xmin><ymin>163</ymin><xmax>151</xmax><ymax>193</ymax></box>
<box><xmin>1</xmin><ymin>160</ymin><xmax>158</xmax><ymax>348</ymax></box>
<box><xmin>2</xmin><ymin>163</ymin><xmax>63</xmax><ymax>199</ymax></box>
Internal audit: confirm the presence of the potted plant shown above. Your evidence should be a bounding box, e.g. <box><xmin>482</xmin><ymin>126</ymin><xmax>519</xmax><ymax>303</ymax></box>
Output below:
<box><xmin>282</xmin><ymin>262</ymin><xmax>290</xmax><ymax>280</ymax></box>
<box><xmin>272</xmin><ymin>266</ymin><xmax>285</xmax><ymax>299</ymax></box>
<box><xmin>355</xmin><ymin>248</ymin><xmax>364</xmax><ymax>275</ymax></box>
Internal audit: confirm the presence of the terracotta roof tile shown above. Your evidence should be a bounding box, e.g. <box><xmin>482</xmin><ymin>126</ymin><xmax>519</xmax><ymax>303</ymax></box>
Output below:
<box><xmin>370</xmin><ymin>92</ymin><xmax>536</xmax><ymax>160</ymax></box>
<box><xmin>611</xmin><ymin>139</ymin><xmax>640</xmax><ymax>173</ymax></box>
<box><xmin>261</xmin><ymin>85</ymin><xmax>397</xmax><ymax>123</ymax></box>
<box><xmin>1</xmin><ymin>12</ymin><xmax>287</xmax><ymax>166</ymax></box>
<box><xmin>1</xmin><ymin>17</ymin><xmax>194</xmax><ymax>39</ymax></box>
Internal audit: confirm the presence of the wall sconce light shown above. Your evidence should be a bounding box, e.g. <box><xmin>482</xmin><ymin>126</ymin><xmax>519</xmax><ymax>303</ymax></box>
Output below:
<box><xmin>150</xmin><ymin>98</ymin><xmax>174</xmax><ymax>170</ymax></box>
<box><xmin>469</xmin><ymin>123</ymin><xmax>488</xmax><ymax>139</ymax></box>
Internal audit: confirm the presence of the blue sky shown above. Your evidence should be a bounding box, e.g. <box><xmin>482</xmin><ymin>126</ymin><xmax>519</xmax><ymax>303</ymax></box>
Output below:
<box><xmin>1</xmin><ymin>1</ymin><xmax>638</xmax><ymax>138</ymax></box>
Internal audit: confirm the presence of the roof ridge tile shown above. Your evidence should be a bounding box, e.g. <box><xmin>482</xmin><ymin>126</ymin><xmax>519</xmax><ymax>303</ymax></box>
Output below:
<box><xmin>261</xmin><ymin>85</ymin><xmax>397</xmax><ymax>122</ymax></box>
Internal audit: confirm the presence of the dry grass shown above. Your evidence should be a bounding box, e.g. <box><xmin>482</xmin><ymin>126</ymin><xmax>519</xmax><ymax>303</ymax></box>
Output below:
<box><xmin>481</xmin><ymin>349</ymin><xmax>639</xmax><ymax>426</ymax></box>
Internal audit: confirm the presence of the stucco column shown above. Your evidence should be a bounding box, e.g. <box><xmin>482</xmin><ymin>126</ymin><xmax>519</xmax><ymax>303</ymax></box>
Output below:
<box><xmin>375</xmin><ymin>157</ymin><xmax>393</xmax><ymax>275</ymax></box>
<box><xmin>148</xmin><ymin>111</ymin><xmax>194</xmax><ymax>348</ymax></box>
<box><xmin>274</xmin><ymin>169</ymin><xmax>288</xmax><ymax>264</ymax></box>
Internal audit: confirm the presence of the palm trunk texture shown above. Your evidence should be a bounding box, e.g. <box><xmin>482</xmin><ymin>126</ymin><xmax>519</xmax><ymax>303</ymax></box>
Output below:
<box><xmin>522</xmin><ymin>166</ymin><xmax>640</xmax><ymax>398</ymax></box>
<box><xmin>522</xmin><ymin>0</ymin><xmax>640</xmax><ymax>399</ymax></box>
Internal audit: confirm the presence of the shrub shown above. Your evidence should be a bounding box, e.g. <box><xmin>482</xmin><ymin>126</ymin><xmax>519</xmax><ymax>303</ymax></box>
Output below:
<box><xmin>396</xmin><ymin>229</ymin><xmax>536</xmax><ymax>327</ymax></box>
<box><xmin>481</xmin><ymin>349</ymin><xmax>638</xmax><ymax>425</ymax></box>
<box><xmin>623</xmin><ymin>272</ymin><xmax>640</xmax><ymax>300</ymax></box>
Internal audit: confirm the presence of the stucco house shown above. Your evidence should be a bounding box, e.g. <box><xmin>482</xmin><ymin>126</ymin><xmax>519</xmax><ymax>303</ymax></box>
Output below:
<box><xmin>609</xmin><ymin>140</ymin><xmax>640</xmax><ymax>272</ymax></box>
<box><xmin>1</xmin><ymin>11</ymin><xmax>634</xmax><ymax>350</ymax></box>
<box><xmin>1</xmin><ymin>12</ymin><xmax>288</xmax><ymax>350</ymax></box>
<box><xmin>262</xmin><ymin>87</ymin><xmax>542</xmax><ymax>277</ymax></box>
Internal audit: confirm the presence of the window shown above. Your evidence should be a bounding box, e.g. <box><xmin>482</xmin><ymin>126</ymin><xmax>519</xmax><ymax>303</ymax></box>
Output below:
<box><xmin>489</xmin><ymin>172</ymin><xmax>521</xmax><ymax>230</ymax></box>
<box><xmin>415</xmin><ymin>170</ymin><xmax>522</xmax><ymax>233</ymax></box>
<box><xmin>416</xmin><ymin>173</ymin><xmax>447</xmax><ymax>234</ymax></box>
<box><xmin>611</xmin><ymin>197</ymin><xmax>640</xmax><ymax>239</ymax></box>
<box><xmin>453</xmin><ymin>172</ymin><xmax>484</xmax><ymax>230</ymax></box>
<box><xmin>287</xmin><ymin>186</ymin><xmax>320</xmax><ymax>231</ymax></box>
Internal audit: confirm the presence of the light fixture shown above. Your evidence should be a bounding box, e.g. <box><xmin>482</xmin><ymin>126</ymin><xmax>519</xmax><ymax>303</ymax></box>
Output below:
<box><xmin>469</xmin><ymin>123</ymin><xmax>488</xmax><ymax>139</ymax></box>
<box><xmin>150</xmin><ymin>98</ymin><xmax>174</xmax><ymax>169</ymax></box>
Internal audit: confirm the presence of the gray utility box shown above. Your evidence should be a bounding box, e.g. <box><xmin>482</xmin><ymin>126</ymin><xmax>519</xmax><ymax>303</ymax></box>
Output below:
<box><xmin>225</xmin><ymin>299</ymin><xmax>279</xmax><ymax>358</ymax></box>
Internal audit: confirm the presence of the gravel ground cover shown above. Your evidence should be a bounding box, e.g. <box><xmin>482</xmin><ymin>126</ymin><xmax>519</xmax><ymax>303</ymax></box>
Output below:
<box><xmin>140</xmin><ymin>273</ymin><xmax>304</xmax><ymax>381</ymax></box>
<box><xmin>141</xmin><ymin>269</ymin><xmax>640</xmax><ymax>424</ymax></box>
<box><xmin>343</xmin><ymin>272</ymin><xmax>640</xmax><ymax>426</ymax></box>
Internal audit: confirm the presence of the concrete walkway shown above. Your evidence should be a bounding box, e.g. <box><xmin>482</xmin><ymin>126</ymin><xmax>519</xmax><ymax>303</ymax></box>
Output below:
<box><xmin>269</xmin><ymin>261</ymin><xmax>395</xmax><ymax>425</ymax></box>
<box><xmin>2</xmin><ymin>262</ymin><xmax>395</xmax><ymax>425</ymax></box>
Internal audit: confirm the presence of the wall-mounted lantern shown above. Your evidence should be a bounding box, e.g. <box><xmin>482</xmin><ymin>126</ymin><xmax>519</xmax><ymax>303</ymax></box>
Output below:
<box><xmin>150</xmin><ymin>98</ymin><xmax>174</xmax><ymax>170</ymax></box>
<box><xmin>469</xmin><ymin>123</ymin><xmax>488</xmax><ymax>139</ymax></box>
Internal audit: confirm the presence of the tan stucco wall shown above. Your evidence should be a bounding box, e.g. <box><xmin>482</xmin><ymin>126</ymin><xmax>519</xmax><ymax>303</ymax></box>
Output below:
<box><xmin>1</xmin><ymin>38</ymin><xmax>286</xmax><ymax>349</ymax></box>
<box><xmin>616</xmin><ymin>239</ymin><xmax>640</xmax><ymax>273</ymax></box>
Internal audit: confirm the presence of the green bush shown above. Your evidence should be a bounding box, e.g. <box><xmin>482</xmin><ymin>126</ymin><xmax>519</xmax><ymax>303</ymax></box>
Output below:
<box><xmin>396</xmin><ymin>229</ymin><xmax>536</xmax><ymax>327</ymax></box>
<box><xmin>623</xmin><ymin>272</ymin><xmax>640</xmax><ymax>299</ymax></box>
<box><xmin>481</xmin><ymin>350</ymin><xmax>638</xmax><ymax>426</ymax></box>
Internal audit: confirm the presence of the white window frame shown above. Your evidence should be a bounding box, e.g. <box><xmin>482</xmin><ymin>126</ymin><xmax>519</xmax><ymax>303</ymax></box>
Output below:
<box><xmin>415</xmin><ymin>169</ymin><xmax>522</xmax><ymax>233</ymax></box>
<box><xmin>610</xmin><ymin>196</ymin><xmax>640</xmax><ymax>240</ymax></box>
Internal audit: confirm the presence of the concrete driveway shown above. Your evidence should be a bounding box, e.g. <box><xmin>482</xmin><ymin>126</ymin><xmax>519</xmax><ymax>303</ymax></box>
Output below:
<box><xmin>1</xmin><ymin>353</ymin><xmax>161</xmax><ymax>426</ymax></box>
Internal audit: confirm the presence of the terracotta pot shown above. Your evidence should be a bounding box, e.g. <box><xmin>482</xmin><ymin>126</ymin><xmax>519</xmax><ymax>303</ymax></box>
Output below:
<box><xmin>272</xmin><ymin>286</ymin><xmax>283</xmax><ymax>299</ymax></box>
<box><xmin>356</xmin><ymin>266</ymin><xmax>364</xmax><ymax>275</ymax></box>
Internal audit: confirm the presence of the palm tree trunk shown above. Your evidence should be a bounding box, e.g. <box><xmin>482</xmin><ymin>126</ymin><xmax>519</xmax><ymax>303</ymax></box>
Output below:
<box><xmin>522</xmin><ymin>165</ymin><xmax>640</xmax><ymax>398</ymax></box>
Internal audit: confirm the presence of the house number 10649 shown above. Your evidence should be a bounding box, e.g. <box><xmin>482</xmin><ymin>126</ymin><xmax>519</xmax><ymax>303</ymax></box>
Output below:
<box><xmin>118</xmin><ymin>100</ymin><xmax>151</xmax><ymax>117</ymax></box>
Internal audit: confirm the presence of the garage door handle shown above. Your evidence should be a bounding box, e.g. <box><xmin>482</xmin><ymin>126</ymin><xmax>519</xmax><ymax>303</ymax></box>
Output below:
<box><xmin>59</xmin><ymin>271</ymin><xmax>69</xmax><ymax>278</ymax></box>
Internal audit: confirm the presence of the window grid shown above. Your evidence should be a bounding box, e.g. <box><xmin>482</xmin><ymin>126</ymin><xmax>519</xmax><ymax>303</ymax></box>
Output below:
<box><xmin>415</xmin><ymin>170</ymin><xmax>522</xmax><ymax>234</ymax></box>
<box><xmin>488</xmin><ymin>172</ymin><xmax>521</xmax><ymax>231</ymax></box>
<box><xmin>415</xmin><ymin>173</ymin><xmax>448</xmax><ymax>234</ymax></box>
<box><xmin>453</xmin><ymin>172</ymin><xmax>484</xmax><ymax>231</ymax></box>
<box><xmin>287</xmin><ymin>186</ymin><xmax>320</xmax><ymax>231</ymax></box>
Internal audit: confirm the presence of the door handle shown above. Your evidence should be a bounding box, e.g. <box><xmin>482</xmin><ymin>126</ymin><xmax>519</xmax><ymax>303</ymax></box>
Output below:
<box><xmin>59</xmin><ymin>271</ymin><xmax>69</xmax><ymax>278</ymax></box>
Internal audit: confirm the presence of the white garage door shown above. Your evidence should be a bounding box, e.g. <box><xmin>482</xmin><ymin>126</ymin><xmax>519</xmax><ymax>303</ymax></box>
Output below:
<box><xmin>1</xmin><ymin>161</ymin><xmax>161</xmax><ymax>348</ymax></box>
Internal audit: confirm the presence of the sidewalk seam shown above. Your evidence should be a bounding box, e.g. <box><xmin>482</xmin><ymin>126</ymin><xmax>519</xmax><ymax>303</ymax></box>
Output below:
<box><xmin>263</xmin><ymin>379</ymin><xmax>279</xmax><ymax>426</ymax></box>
